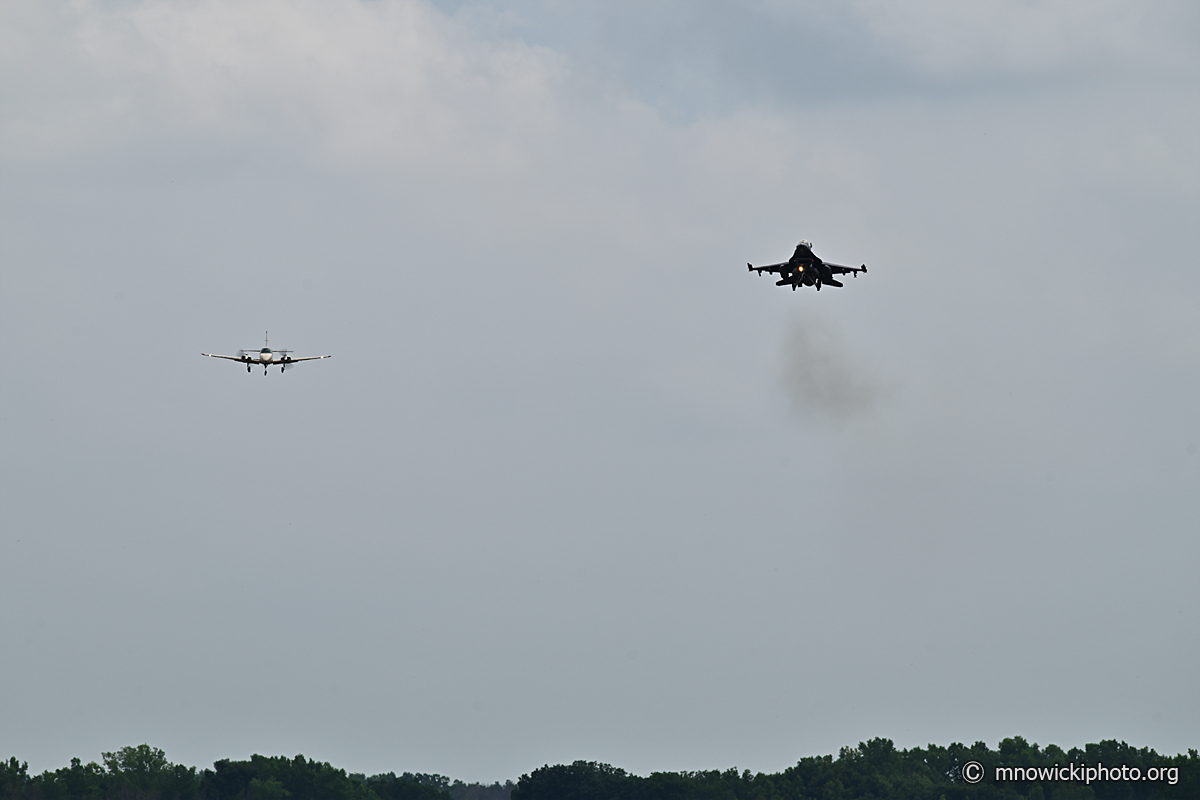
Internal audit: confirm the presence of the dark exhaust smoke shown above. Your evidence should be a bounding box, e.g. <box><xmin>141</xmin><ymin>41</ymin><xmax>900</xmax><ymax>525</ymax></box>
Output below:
<box><xmin>780</xmin><ymin>313</ymin><xmax>881</xmax><ymax>422</ymax></box>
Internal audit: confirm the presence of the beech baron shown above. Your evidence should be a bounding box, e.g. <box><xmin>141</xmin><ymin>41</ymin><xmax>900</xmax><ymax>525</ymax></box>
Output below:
<box><xmin>748</xmin><ymin>240</ymin><xmax>866</xmax><ymax>291</ymax></box>
<box><xmin>203</xmin><ymin>333</ymin><xmax>331</xmax><ymax>374</ymax></box>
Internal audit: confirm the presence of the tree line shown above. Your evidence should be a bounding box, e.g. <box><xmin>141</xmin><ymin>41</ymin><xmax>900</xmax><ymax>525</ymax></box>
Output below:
<box><xmin>3</xmin><ymin>737</ymin><xmax>1195</xmax><ymax>800</ymax></box>
<box><xmin>512</xmin><ymin>738</ymin><xmax>1197</xmax><ymax>800</ymax></box>
<box><xmin>0</xmin><ymin>746</ymin><xmax>510</xmax><ymax>800</ymax></box>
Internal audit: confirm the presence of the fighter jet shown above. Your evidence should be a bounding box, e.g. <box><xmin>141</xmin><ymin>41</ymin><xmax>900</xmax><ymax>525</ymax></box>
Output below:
<box><xmin>202</xmin><ymin>332</ymin><xmax>331</xmax><ymax>375</ymax></box>
<box><xmin>748</xmin><ymin>240</ymin><xmax>866</xmax><ymax>291</ymax></box>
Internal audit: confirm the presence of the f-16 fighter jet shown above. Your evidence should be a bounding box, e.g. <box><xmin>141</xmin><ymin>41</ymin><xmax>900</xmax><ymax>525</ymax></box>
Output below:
<box><xmin>748</xmin><ymin>240</ymin><xmax>866</xmax><ymax>291</ymax></box>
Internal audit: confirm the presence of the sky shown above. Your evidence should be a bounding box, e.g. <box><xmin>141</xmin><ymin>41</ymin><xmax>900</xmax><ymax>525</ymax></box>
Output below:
<box><xmin>1</xmin><ymin>0</ymin><xmax>1198</xmax><ymax>785</ymax></box>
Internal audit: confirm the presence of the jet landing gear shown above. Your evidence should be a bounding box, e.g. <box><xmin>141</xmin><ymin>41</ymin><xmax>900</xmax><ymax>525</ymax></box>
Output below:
<box><xmin>246</xmin><ymin>364</ymin><xmax>251</xmax><ymax>373</ymax></box>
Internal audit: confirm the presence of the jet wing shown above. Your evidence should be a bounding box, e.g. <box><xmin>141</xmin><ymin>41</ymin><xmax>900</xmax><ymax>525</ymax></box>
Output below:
<box><xmin>748</xmin><ymin>261</ymin><xmax>789</xmax><ymax>275</ymax></box>
<box><xmin>201</xmin><ymin>353</ymin><xmax>250</xmax><ymax>361</ymax></box>
<box><xmin>823</xmin><ymin>262</ymin><xmax>867</xmax><ymax>276</ymax></box>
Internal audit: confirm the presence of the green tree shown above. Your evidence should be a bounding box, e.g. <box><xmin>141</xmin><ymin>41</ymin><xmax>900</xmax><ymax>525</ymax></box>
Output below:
<box><xmin>1</xmin><ymin>757</ymin><xmax>30</xmax><ymax>799</ymax></box>
<box><xmin>248</xmin><ymin>778</ymin><xmax>290</xmax><ymax>800</ymax></box>
<box><xmin>198</xmin><ymin>754</ymin><xmax>374</xmax><ymax>800</ymax></box>
<box><xmin>364</xmin><ymin>772</ymin><xmax>452</xmax><ymax>800</ymax></box>
<box><xmin>511</xmin><ymin>761</ymin><xmax>629</xmax><ymax>800</ymax></box>
<box><xmin>100</xmin><ymin>744</ymin><xmax>197</xmax><ymax>800</ymax></box>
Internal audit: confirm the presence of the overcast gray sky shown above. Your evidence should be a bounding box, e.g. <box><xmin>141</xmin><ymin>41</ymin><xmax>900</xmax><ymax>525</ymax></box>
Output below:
<box><xmin>2</xmin><ymin>0</ymin><xmax>1197</xmax><ymax>784</ymax></box>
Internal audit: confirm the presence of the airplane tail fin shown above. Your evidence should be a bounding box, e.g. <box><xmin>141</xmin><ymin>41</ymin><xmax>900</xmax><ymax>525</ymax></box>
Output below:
<box><xmin>824</xmin><ymin>277</ymin><xmax>844</xmax><ymax>288</ymax></box>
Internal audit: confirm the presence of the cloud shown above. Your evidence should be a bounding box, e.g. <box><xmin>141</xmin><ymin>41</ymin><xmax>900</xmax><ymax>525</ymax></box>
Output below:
<box><xmin>2</xmin><ymin>0</ymin><xmax>1197</xmax><ymax>781</ymax></box>
<box><xmin>1</xmin><ymin>0</ymin><xmax>569</xmax><ymax>168</ymax></box>
<box><xmin>840</xmin><ymin>0</ymin><xmax>1198</xmax><ymax>79</ymax></box>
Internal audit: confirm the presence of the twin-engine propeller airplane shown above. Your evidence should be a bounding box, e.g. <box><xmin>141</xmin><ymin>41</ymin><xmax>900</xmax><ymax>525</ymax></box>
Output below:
<box><xmin>202</xmin><ymin>332</ymin><xmax>331</xmax><ymax>375</ymax></box>
<box><xmin>748</xmin><ymin>240</ymin><xmax>866</xmax><ymax>291</ymax></box>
